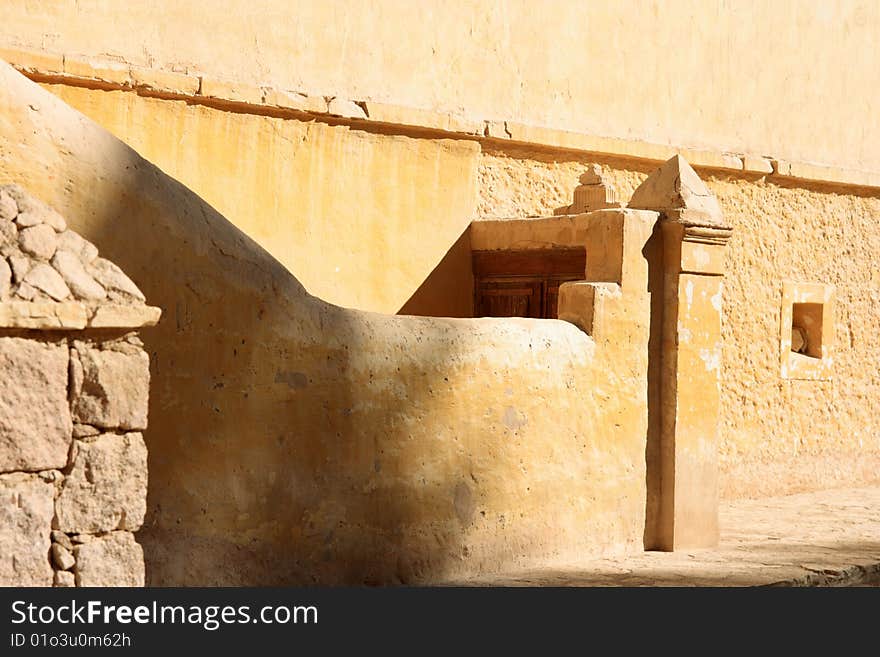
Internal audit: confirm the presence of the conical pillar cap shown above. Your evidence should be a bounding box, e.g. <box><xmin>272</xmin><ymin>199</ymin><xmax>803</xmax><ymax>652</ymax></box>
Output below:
<box><xmin>628</xmin><ymin>155</ymin><xmax>724</xmax><ymax>226</ymax></box>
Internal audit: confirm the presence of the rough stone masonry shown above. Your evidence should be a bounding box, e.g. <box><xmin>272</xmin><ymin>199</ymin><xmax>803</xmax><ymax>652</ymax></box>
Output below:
<box><xmin>0</xmin><ymin>184</ymin><xmax>160</xmax><ymax>587</ymax></box>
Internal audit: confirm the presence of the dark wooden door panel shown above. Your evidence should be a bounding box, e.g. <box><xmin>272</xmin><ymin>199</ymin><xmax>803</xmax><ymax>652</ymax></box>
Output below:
<box><xmin>476</xmin><ymin>279</ymin><xmax>543</xmax><ymax>318</ymax></box>
<box><xmin>472</xmin><ymin>249</ymin><xmax>586</xmax><ymax>320</ymax></box>
<box><xmin>545</xmin><ymin>283</ymin><xmax>559</xmax><ymax>320</ymax></box>
<box><xmin>473</xmin><ymin>248</ymin><xmax>585</xmax><ymax>278</ymax></box>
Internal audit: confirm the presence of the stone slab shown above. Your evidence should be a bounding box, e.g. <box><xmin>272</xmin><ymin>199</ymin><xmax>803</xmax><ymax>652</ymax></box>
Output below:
<box><xmin>55</xmin><ymin>432</ymin><xmax>148</xmax><ymax>533</ymax></box>
<box><xmin>74</xmin><ymin>531</ymin><xmax>145</xmax><ymax>587</ymax></box>
<box><xmin>71</xmin><ymin>344</ymin><xmax>150</xmax><ymax>431</ymax></box>
<box><xmin>0</xmin><ymin>337</ymin><xmax>72</xmax><ymax>472</ymax></box>
<box><xmin>0</xmin><ymin>473</ymin><xmax>54</xmax><ymax>586</ymax></box>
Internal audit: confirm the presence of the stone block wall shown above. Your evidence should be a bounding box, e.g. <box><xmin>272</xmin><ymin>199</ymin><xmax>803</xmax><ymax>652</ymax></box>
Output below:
<box><xmin>0</xmin><ymin>332</ymin><xmax>150</xmax><ymax>587</ymax></box>
<box><xmin>0</xmin><ymin>184</ymin><xmax>160</xmax><ymax>587</ymax></box>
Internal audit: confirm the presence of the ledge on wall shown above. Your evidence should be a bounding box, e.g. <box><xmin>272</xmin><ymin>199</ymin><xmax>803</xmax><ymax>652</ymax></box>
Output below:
<box><xmin>2</xmin><ymin>47</ymin><xmax>879</xmax><ymax>193</ymax></box>
<box><xmin>0</xmin><ymin>301</ymin><xmax>161</xmax><ymax>330</ymax></box>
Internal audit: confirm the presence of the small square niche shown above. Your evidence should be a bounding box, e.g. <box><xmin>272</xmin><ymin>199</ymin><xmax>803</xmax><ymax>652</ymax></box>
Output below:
<box><xmin>780</xmin><ymin>282</ymin><xmax>835</xmax><ymax>380</ymax></box>
<box><xmin>791</xmin><ymin>302</ymin><xmax>823</xmax><ymax>358</ymax></box>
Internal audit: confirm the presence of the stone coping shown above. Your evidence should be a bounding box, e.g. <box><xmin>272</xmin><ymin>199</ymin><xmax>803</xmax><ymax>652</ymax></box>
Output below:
<box><xmin>0</xmin><ymin>301</ymin><xmax>161</xmax><ymax>330</ymax></box>
<box><xmin>3</xmin><ymin>47</ymin><xmax>880</xmax><ymax>191</ymax></box>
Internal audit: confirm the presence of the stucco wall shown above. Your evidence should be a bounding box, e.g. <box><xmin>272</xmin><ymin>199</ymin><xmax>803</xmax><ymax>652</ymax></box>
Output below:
<box><xmin>41</xmin><ymin>85</ymin><xmax>479</xmax><ymax>314</ymax></box>
<box><xmin>25</xmin><ymin>72</ymin><xmax>880</xmax><ymax>506</ymax></box>
<box><xmin>477</xmin><ymin>153</ymin><xmax>880</xmax><ymax>499</ymax></box>
<box><xmin>2</xmin><ymin>0</ymin><xmax>879</xmax><ymax>172</ymax></box>
<box><xmin>0</xmin><ymin>63</ymin><xmax>655</xmax><ymax>585</ymax></box>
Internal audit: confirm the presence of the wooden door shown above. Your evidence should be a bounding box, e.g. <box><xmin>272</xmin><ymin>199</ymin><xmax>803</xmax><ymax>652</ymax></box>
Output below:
<box><xmin>472</xmin><ymin>249</ymin><xmax>586</xmax><ymax>320</ymax></box>
<box><xmin>475</xmin><ymin>278</ymin><xmax>543</xmax><ymax>318</ymax></box>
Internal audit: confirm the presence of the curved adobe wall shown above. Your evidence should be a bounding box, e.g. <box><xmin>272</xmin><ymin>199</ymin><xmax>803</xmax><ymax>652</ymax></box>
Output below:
<box><xmin>0</xmin><ymin>62</ymin><xmax>653</xmax><ymax>585</ymax></box>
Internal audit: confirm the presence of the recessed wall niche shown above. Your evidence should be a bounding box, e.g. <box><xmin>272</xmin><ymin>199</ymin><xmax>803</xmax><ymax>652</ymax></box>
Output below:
<box><xmin>780</xmin><ymin>281</ymin><xmax>835</xmax><ymax>380</ymax></box>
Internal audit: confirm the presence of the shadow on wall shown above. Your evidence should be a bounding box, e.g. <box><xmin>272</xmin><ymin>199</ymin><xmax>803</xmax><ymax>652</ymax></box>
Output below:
<box><xmin>68</xmin><ymin>141</ymin><xmax>481</xmax><ymax>586</ymax></box>
<box><xmin>398</xmin><ymin>227</ymin><xmax>473</xmax><ymax>317</ymax></box>
<box><xmin>642</xmin><ymin>221</ymin><xmax>664</xmax><ymax>551</ymax></box>
<box><xmin>0</xmin><ymin>61</ymin><xmax>469</xmax><ymax>584</ymax></box>
<box><xmin>1</xmin><ymin>62</ymin><xmax>641</xmax><ymax>585</ymax></box>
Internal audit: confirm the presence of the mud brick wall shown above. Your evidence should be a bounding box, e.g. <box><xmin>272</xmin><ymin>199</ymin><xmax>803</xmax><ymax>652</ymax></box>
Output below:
<box><xmin>0</xmin><ymin>330</ymin><xmax>150</xmax><ymax>586</ymax></box>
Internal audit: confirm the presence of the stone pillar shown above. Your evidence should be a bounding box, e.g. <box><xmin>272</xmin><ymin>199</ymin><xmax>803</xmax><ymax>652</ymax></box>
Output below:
<box><xmin>654</xmin><ymin>219</ymin><xmax>731</xmax><ymax>549</ymax></box>
<box><xmin>0</xmin><ymin>184</ymin><xmax>160</xmax><ymax>586</ymax></box>
<box><xmin>628</xmin><ymin>156</ymin><xmax>732</xmax><ymax>550</ymax></box>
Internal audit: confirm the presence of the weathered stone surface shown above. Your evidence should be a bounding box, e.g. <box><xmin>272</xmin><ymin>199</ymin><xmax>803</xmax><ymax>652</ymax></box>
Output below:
<box><xmin>0</xmin><ymin>191</ymin><xmax>17</xmax><ymax>221</ymax></box>
<box><xmin>74</xmin><ymin>531</ymin><xmax>144</xmax><ymax>586</ymax></box>
<box><xmin>0</xmin><ymin>301</ymin><xmax>157</xmax><ymax>330</ymax></box>
<box><xmin>22</xmin><ymin>262</ymin><xmax>70</xmax><ymax>300</ymax></box>
<box><xmin>0</xmin><ymin>337</ymin><xmax>72</xmax><ymax>472</ymax></box>
<box><xmin>69</xmin><ymin>347</ymin><xmax>83</xmax><ymax>394</ymax></box>
<box><xmin>87</xmin><ymin>258</ymin><xmax>145</xmax><ymax>302</ymax></box>
<box><xmin>0</xmin><ymin>219</ymin><xmax>17</xmax><ymax>251</ymax></box>
<box><xmin>0</xmin><ymin>258</ymin><xmax>10</xmax><ymax>299</ymax></box>
<box><xmin>14</xmin><ymin>280</ymin><xmax>36</xmax><ymax>300</ymax></box>
<box><xmin>628</xmin><ymin>155</ymin><xmax>724</xmax><ymax>225</ymax></box>
<box><xmin>53</xmin><ymin>570</ymin><xmax>75</xmax><ymax>587</ymax></box>
<box><xmin>327</xmin><ymin>97</ymin><xmax>368</xmax><ymax>119</ymax></box>
<box><xmin>568</xmin><ymin>176</ymin><xmax>620</xmax><ymax>213</ymax></box>
<box><xmin>18</xmin><ymin>223</ymin><xmax>58</xmax><ymax>260</ymax></box>
<box><xmin>89</xmin><ymin>304</ymin><xmax>161</xmax><ymax>328</ymax></box>
<box><xmin>38</xmin><ymin>469</ymin><xmax>62</xmax><ymax>483</ymax></box>
<box><xmin>51</xmin><ymin>250</ymin><xmax>106</xmax><ymax>300</ymax></box>
<box><xmin>0</xmin><ymin>188</ymin><xmax>158</xmax><ymax>317</ymax></box>
<box><xmin>0</xmin><ymin>300</ymin><xmax>89</xmax><ymax>329</ymax></box>
<box><xmin>43</xmin><ymin>208</ymin><xmax>67</xmax><ymax>232</ymax></box>
<box><xmin>5</xmin><ymin>186</ymin><xmax>66</xmax><ymax>231</ymax></box>
<box><xmin>0</xmin><ymin>183</ymin><xmax>39</xmax><ymax>212</ymax></box>
<box><xmin>55</xmin><ymin>433</ymin><xmax>147</xmax><ymax>533</ymax></box>
<box><xmin>263</xmin><ymin>88</ymin><xmax>327</xmax><ymax>113</ymax></box>
<box><xmin>71</xmin><ymin>345</ymin><xmax>150</xmax><ymax>430</ymax></box>
<box><xmin>2</xmin><ymin>184</ymin><xmax>44</xmax><ymax>215</ymax></box>
<box><xmin>8</xmin><ymin>254</ymin><xmax>30</xmax><ymax>283</ymax></box>
<box><xmin>51</xmin><ymin>529</ymin><xmax>74</xmax><ymax>550</ymax></box>
<box><xmin>0</xmin><ymin>473</ymin><xmax>54</xmax><ymax>586</ymax></box>
<box><xmin>56</xmin><ymin>230</ymin><xmax>99</xmax><ymax>264</ymax></box>
<box><xmin>72</xmin><ymin>423</ymin><xmax>99</xmax><ymax>438</ymax></box>
<box><xmin>51</xmin><ymin>542</ymin><xmax>76</xmax><ymax>570</ymax></box>
<box><xmin>14</xmin><ymin>210</ymin><xmax>43</xmax><ymax>228</ymax></box>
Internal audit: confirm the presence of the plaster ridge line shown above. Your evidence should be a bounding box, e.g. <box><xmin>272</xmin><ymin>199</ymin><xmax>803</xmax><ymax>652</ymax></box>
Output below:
<box><xmin>3</xmin><ymin>48</ymin><xmax>880</xmax><ymax>192</ymax></box>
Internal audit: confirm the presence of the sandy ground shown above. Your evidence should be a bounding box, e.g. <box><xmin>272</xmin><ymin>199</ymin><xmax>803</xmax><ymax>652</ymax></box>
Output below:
<box><xmin>445</xmin><ymin>487</ymin><xmax>880</xmax><ymax>587</ymax></box>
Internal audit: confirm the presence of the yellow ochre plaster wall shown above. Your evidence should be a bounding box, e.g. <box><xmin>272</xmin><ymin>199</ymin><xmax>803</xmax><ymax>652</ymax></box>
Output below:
<box><xmin>0</xmin><ymin>0</ymin><xmax>878</xmax><ymax>582</ymax></box>
<box><xmin>478</xmin><ymin>154</ymin><xmax>880</xmax><ymax>500</ymax></box>
<box><xmin>2</xmin><ymin>0</ymin><xmax>880</xmax><ymax>173</ymax></box>
<box><xmin>26</xmin><ymin>66</ymin><xmax>880</xmax><ymax>507</ymax></box>
<box><xmin>41</xmin><ymin>85</ymin><xmax>479</xmax><ymax>314</ymax></box>
<box><xmin>1</xmin><ymin>62</ymin><xmax>655</xmax><ymax>585</ymax></box>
